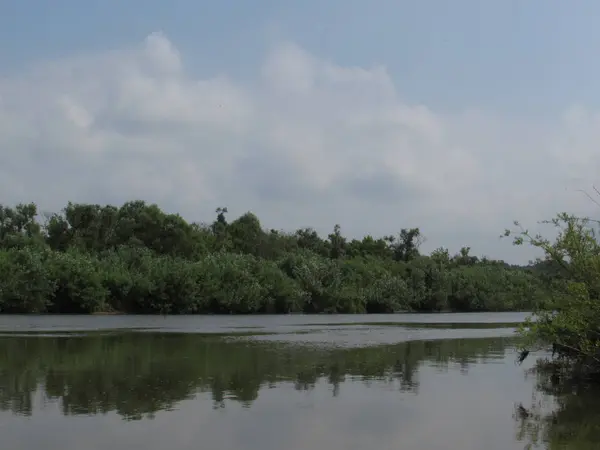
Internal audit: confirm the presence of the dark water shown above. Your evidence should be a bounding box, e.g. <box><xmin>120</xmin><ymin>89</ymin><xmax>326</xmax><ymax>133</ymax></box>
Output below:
<box><xmin>0</xmin><ymin>313</ymin><xmax>597</xmax><ymax>450</ymax></box>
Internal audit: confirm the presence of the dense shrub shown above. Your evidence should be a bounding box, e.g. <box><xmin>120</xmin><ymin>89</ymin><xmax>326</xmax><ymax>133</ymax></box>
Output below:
<box><xmin>0</xmin><ymin>200</ymin><xmax>549</xmax><ymax>314</ymax></box>
<box><xmin>507</xmin><ymin>213</ymin><xmax>600</xmax><ymax>380</ymax></box>
<box><xmin>0</xmin><ymin>247</ymin><xmax>54</xmax><ymax>313</ymax></box>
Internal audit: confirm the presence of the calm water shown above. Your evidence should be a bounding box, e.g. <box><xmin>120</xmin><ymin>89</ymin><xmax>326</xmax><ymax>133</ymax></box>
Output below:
<box><xmin>0</xmin><ymin>313</ymin><xmax>597</xmax><ymax>450</ymax></box>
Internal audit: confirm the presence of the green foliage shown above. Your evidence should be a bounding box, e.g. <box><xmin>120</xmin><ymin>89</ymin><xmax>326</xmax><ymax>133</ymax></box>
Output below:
<box><xmin>505</xmin><ymin>212</ymin><xmax>600</xmax><ymax>379</ymax></box>
<box><xmin>363</xmin><ymin>275</ymin><xmax>411</xmax><ymax>313</ymax></box>
<box><xmin>46</xmin><ymin>250</ymin><xmax>108</xmax><ymax>313</ymax></box>
<box><xmin>0</xmin><ymin>200</ymin><xmax>548</xmax><ymax>314</ymax></box>
<box><xmin>0</xmin><ymin>246</ymin><xmax>54</xmax><ymax>313</ymax></box>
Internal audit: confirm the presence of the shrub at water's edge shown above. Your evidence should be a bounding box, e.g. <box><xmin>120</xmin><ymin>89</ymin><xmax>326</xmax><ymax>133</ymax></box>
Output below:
<box><xmin>0</xmin><ymin>200</ymin><xmax>548</xmax><ymax>314</ymax></box>
<box><xmin>505</xmin><ymin>212</ymin><xmax>600</xmax><ymax>382</ymax></box>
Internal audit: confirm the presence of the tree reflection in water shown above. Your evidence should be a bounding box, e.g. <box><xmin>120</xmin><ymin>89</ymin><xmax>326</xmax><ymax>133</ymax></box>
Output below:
<box><xmin>514</xmin><ymin>358</ymin><xmax>600</xmax><ymax>450</ymax></box>
<box><xmin>0</xmin><ymin>332</ymin><xmax>511</xmax><ymax>419</ymax></box>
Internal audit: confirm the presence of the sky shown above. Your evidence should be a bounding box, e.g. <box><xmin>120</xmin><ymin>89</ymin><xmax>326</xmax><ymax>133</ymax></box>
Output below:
<box><xmin>2</xmin><ymin>0</ymin><xmax>600</xmax><ymax>263</ymax></box>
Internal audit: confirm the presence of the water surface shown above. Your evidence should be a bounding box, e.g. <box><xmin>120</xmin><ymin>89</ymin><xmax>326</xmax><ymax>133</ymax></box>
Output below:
<box><xmin>0</xmin><ymin>313</ymin><xmax>596</xmax><ymax>450</ymax></box>
<box><xmin>0</xmin><ymin>312</ymin><xmax>526</xmax><ymax>345</ymax></box>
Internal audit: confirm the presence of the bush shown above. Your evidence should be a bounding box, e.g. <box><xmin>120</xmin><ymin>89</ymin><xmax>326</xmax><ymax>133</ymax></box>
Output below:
<box><xmin>46</xmin><ymin>250</ymin><xmax>108</xmax><ymax>313</ymax></box>
<box><xmin>0</xmin><ymin>247</ymin><xmax>54</xmax><ymax>313</ymax></box>
<box><xmin>506</xmin><ymin>213</ymin><xmax>600</xmax><ymax>380</ymax></box>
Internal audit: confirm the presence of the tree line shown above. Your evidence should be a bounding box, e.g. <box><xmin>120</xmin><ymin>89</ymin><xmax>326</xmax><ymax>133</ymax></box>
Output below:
<box><xmin>0</xmin><ymin>200</ymin><xmax>549</xmax><ymax>314</ymax></box>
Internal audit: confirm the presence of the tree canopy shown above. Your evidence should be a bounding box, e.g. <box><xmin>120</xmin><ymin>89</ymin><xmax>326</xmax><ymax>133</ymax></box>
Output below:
<box><xmin>0</xmin><ymin>200</ymin><xmax>548</xmax><ymax>314</ymax></box>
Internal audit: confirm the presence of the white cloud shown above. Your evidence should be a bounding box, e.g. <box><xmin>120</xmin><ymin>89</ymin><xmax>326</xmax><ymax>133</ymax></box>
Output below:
<box><xmin>1</xmin><ymin>32</ymin><xmax>599</xmax><ymax>263</ymax></box>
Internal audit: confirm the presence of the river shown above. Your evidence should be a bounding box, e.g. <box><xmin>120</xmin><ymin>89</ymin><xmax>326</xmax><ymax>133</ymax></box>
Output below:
<box><xmin>0</xmin><ymin>313</ymin><xmax>597</xmax><ymax>449</ymax></box>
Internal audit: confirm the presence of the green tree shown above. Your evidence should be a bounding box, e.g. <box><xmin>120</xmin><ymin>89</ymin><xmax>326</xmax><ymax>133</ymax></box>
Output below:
<box><xmin>392</xmin><ymin>228</ymin><xmax>422</xmax><ymax>262</ymax></box>
<box><xmin>0</xmin><ymin>199</ymin><xmax>548</xmax><ymax>315</ymax></box>
<box><xmin>505</xmin><ymin>212</ymin><xmax>600</xmax><ymax>379</ymax></box>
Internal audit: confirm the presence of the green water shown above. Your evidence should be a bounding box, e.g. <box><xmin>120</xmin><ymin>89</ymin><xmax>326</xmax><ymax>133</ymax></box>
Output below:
<box><xmin>0</xmin><ymin>313</ymin><xmax>597</xmax><ymax>449</ymax></box>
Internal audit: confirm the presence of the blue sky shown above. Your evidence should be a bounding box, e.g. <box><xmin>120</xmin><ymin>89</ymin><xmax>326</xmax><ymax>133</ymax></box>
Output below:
<box><xmin>4</xmin><ymin>0</ymin><xmax>600</xmax><ymax>114</ymax></box>
<box><xmin>1</xmin><ymin>0</ymin><xmax>600</xmax><ymax>261</ymax></box>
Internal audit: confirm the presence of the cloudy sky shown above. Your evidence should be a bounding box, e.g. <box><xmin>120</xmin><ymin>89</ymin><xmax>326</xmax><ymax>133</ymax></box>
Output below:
<box><xmin>2</xmin><ymin>0</ymin><xmax>600</xmax><ymax>263</ymax></box>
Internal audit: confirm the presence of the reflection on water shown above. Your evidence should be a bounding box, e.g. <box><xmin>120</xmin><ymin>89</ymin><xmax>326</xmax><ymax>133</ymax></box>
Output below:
<box><xmin>0</xmin><ymin>315</ymin><xmax>597</xmax><ymax>450</ymax></box>
<box><xmin>0</xmin><ymin>333</ymin><xmax>514</xmax><ymax>417</ymax></box>
<box><xmin>514</xmin><ymin>362</ymin><xmax>600</xmax><ymax>450</ymax></box>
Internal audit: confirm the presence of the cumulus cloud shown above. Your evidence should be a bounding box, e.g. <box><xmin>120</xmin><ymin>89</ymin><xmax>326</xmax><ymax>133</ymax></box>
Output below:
<box><xmin>0</xmin><ymin>31</ymin><xmax>599</xmax><ymax>262</ymax></box>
